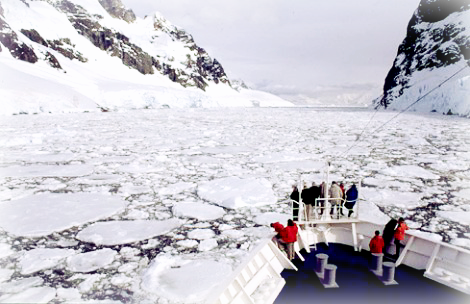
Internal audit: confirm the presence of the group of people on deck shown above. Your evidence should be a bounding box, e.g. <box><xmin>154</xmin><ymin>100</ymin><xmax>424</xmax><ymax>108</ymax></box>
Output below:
<box><xmin>270</xmin><ymin>217</ymin><xmax>409</xmax><ymax>262</ymax></box>
<box><xmin>290</xmin><ymin>181</ymin><xmax>358</xmax><ymax>220</ymax></box>
<box><xmin>369</xmin><ymin>217</ymin><xmax>409</xmax><ymax>259</ymax></box>
<box><xmin>270</xmin><ymin>219</ymin><xmax>298</xmax><ymax>260</ymax></box>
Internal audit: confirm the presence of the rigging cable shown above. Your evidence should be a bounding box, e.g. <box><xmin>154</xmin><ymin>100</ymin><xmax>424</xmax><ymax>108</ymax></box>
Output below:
<box><xmin>336</xmin><ymin>61</ymin><xmax>470</xmax><ymax>160</ymax></box>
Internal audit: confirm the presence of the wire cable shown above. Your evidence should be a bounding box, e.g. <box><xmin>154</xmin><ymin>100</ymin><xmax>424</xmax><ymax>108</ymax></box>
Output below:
<box><xmin>335</xmin><ymin>61</ymin><xmax>470</xmax><ymax>160</ymax></box>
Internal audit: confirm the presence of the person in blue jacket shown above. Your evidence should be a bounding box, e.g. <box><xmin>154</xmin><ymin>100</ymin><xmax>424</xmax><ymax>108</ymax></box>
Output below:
<box><xmin>345</xmin><ymin>184</ymin><xmax>358</xmax><ymax>217</ymax></box>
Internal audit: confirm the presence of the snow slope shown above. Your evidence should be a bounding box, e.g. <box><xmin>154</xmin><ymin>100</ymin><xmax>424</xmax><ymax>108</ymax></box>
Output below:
<box><xmin>0</xmin><ymin>0</ymin><xmax>293</xmax><ymax>114</ymax></box>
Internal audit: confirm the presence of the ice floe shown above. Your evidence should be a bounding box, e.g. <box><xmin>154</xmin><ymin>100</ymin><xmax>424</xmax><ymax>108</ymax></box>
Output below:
<box><xmin>19</xmin><ymin>248</ymin><xmax>75</xmax><ymax>275</ymax></box>
<box><xmin>0</xmin><ymin>193</ymin><xmax>127</xmax><ymax>237</ymax></box>
<box><xmin>197</xmin><ymin>177</ymin><xmax>277</xmax><ymax>209</ymax></box>
<box><xmin>67</xmin><ymin>248</ymin><xmax>117</xmax><ymax>273</ymax></box>
<box><xmin>141</xmin><ymin>255</ymin><xmax>232</xmax><ymax>303</ymax></box>
<box><xmin>76</xmin><ymin>219</ymin><xmax>182</xmax><ymax>245</ymax></box>
<box><xmin>172</xmin><ymin>202</ymin><xmax>225</xmax><ymax>220</ymax></box>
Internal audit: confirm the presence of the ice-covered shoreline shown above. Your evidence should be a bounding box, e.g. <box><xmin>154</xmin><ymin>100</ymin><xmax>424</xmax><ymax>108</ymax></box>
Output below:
<box><xmin>0</xmin><ymin>108</ymin><xmax>469</xmax><ymax>303</ymax></box>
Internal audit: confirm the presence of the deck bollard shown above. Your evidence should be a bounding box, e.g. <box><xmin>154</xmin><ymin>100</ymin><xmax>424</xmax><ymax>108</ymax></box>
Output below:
<box><xmin>370</xmin><ymin>253</ymin><xmax>384</xmax><ymax>274</ymax></box>
<box><xmin>323</xmin><ymin>264</ymin><xmax>338</xmax><ymax>286</ymax></box>
<box><xmin>382</xmin><ymin>261</ymin><xmax>397</xmax><ymax>284</ymax></box>
<box><xmin>315</xmin><ymin>253</ymin><xmax>328</xmax><ymax>275</ymax></box>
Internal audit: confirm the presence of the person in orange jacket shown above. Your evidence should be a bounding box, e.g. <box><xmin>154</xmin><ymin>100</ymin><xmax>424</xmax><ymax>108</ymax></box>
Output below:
<box><xmin>394</xmin><ymin>217</ymin><xmax>409</xmax><ymax>258</ymax></box>
<box><xmin>279</xmin><ymin>219</ymin><xmax>298</xmax><ymax>260</ymax></box>
<box><xmin>369</xmin><ymin>230</ymin><xmax>385</xmax><ymax>254</ymax></box>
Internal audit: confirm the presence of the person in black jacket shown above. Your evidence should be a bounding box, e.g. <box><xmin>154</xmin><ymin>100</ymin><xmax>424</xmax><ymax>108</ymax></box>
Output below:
<box><xmin>382</xmin><ymin>218</ymin><xmax>398</xmax><ymax>257</ymax></box>
<box><xmin>290</xmin><ymin>185</ymin><xmax>299</xmax><ymax>220</ymax></box>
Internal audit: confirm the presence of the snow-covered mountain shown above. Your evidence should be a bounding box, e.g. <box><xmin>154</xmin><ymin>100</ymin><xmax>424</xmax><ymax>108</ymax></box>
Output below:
<box><xmin>0</xmin><ymin>0</ymin><xmax>292</xmax><ymax>114</ymax></box>
<box><xmin>376</xmin><ymin>0</ymin><xmax>470</xmax><ymax>117</ymax></box>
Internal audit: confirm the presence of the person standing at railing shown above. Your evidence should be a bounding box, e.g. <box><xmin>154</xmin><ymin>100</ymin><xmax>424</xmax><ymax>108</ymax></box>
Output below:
<box><xmin>394</xmin><ymin>217</ymin><xmax>409</xmax><ymax>259</ymax></box>
<box><xmin>270</xmin><ymin>222</ymin><xmax>284</xmax><ymax>249</ymax></box>
<box><xmin>369</xmin><ymin>230</ymin><xmax>385</xmax><ymax>254</ymax></box>
<box><xmin>279</xmin><ymin>219</ymin><xmax>298</xmax><ymax>260</ymax></box>
<box><xmin>345</xmin><ymin>184</ymin><xmax>358</xmax><ymax>218</ymax></box>
<box><xmin>290</xmin><ymin>185</ymin><xmax>299</xmax><ymax>221</ymax></box>
<box><xmin>382</xmin><ymin>218</ymin><xmax>398</xmax><ymax>256</ymax></box>
<box><xmin>329</xmin><ymin>181</ymin><xmax>343</xmax><ymax>217</ymax></box>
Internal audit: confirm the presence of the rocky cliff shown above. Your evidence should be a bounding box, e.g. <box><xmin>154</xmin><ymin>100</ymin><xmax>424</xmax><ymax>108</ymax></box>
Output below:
<box><xmin>0</xmin><ymin>0</ymin><xmax>229</xmax><ymax>91</ymax></box>
<box><xmin>377</xmin><ymin>0</ymin><xmax>470</xmax><ymax>116</ymax></box>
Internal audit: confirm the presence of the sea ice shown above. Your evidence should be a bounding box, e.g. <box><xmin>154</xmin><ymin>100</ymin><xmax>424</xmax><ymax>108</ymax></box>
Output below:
<box><xmin>0</xmin><ymin>286</ymin><xmax>56</xmax><ymax>303</ymax></box>
<box><xmin>76</xmin><ymin>219</ymin><xmax>182</xmax><ymax>246</ymax></box>
<box><xmin>436</xmin><ymin>211</ymin><xmax>470</xmax><ymax>226</ymax></box>
<box><xmin>0</xmin><ymin>243</ymin><xmax>14</xmax><ymax>259</ymax></box>
<box><xmin>198</xmin><ymin>239</ymin><xmax>218</xmax><ymax>251</ymax></box>
<box><xmin>0</xmin><ymin>269</ymin><xmax>14</xmax><ymax>283</ymax></box>
<box><xmin>141</xmin><ymin>255</ymin><xmax>232</xmax><ymax>303</ymax></box>
<box><xmin>0</xmin><ymin>193</ymin><xmax>127</xmax><ymax>237</ymax></box>
<box><xmin>187</xmin><ymin>229</ymin><xmax>215</xmax><ymax>240</ymax></box>
<box><xmin>380</xmin><ymin>165</ymin><xmax>439</xmax><ymax>180</ymax></box>
<box><xmin>19</xmin><ymin>248</ymin><xmax>75</xmax><ymax>275</ymax></box>
<box><xmin>172</xmin><ymin>202</ymin><xmax>225</xmax><ymax>220</ymax></box>
<box><xmin>67</xmin><ymin>248</ymin><xmax>117</xmax><ymax>273</ymax></box>
<box><xmin>253</xmin><ymin>212</ymin><xmax>291</xmax><ymax>226</ymax></box>
<box><xmin>197</xmin><ymin>177</ymin><xmax>277</xmax><ymax>209</ymax></box>
<box><xmin>0</xmin><ymin>164</ymin><xmax>94</xmax><ymax>178</ymax></box>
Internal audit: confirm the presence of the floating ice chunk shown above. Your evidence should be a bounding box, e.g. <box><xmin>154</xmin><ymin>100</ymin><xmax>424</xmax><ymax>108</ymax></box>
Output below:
<box><xmin>176</xmin><ymin>240</ymin><xmax>198</xmax><ymax>248</ymax></box>
<box><xmin>197</xmin><ymin>177</ymin><xmax>277</xmax><ymax>209</ymax></box>
<box><xmin>76</xmin><ymin>274</ymin><xmax>106</xmax><ymax>292</ymax></box>
<box><xmin>125</xmin><ymin>209</ymin><xmax>150</xmax><ymax>220</ymax></box>
<box><xmin>199</xmin><ymin>239</ymin><xmax>218</xmax><ymax>251</ymax></box>
<box><xmin>222</xmin><ymin>230</ymin><xmax>245</xmax><ymax>238</ymax></box>
<box><xmin>0</xmin><ymin>277</ymin><xmax>44</xmax><ymax>293</ymax></box>
<box><xmin>67</xmin><ymin>249</ymin><xmax>117</xmax><ymax>273</ymax></box>
<box><xmin>187</xmin><ymin>229</ymin><xmax>215</xmax><ymax>240</ymax></box>
<box><xmin>436</xmin><ymin>211</ymin><xmax>470</xmax><ymax>226</ymax></box>
<box><xmin>357</xmin><ymin>200</ymin><xmax>390</xmax><ymax>225</ymax></box>
<box><xmin>0</xmin><ymin>243</ymin><xmax>14</xmax><ymax>259</ymax></box>
<box><xmin>158</xmin><ymin>182</ymin><xmax>197</xmax><ymax>195</ymax></box>
<box><xmin>243</xmin><ymin>227</ymin><xmax>272</xmax><ymax>238</ymax></box>
<box><xmin>407</xmin><ymin>230</ymin><xmax>443</xmax><ymax>242</ymax></box>
<box><xmin>111</xmin><ymin>274</ymin><xmax>133</xmax><ymax>286</ymax></box>
<box><xmin>454</xmin><ymin>188</ymin><xmax>470</xmax><ymax>201</ymax></box>
<box><xmin>361</xmin><ymin>187</ymin><xmax>423</xmax><ymax>208</ymax></box>
<box><xmin>76</xmin><ymin>219</ymin><xmax>181</xmax><ymax>246</ymax></box>
<box><xmin>0</xmin><ymin>269</ymin><xmax>14</xmax><ymax>283</ymax></box>
<box><xmin>253</xmin><ymin>212</ymin><xmax>291</xmax><ymax>226</ymax></box>
<box><xmin>56</xmin><ymin>287</ymin><xmax>82</xmax><ymax>301</ymax></box>
<box><xmin>0</xmin><ymin>164</ymin><xmax>93</xmax><ymax>178</ymax></box>
<box><xmin>0</xmin><ymin>286</ymin><xmax>56</xmax><ymax>303</ymax></box>
<box><xmin>380</xmin><ymin>165</ymin><xmax>439</xmax><ymax>180</ymax></box>
<box><xmin>0</xmin><ymin>193</ymin><xmax>127</xmax><ymax>237</ymax></box>
<box><xmin>173</xmin><ymin>202</ymin><xmax>225</xmax><ymax>221</ymax></box>
<box><xmin>141</xmin><ymin>255</ymin><xmax>232</xmax><ymax>303</ymax></box>
<box><xmin>19</xmin><ymin>248</ymin><xmax>75</xmax><ymax>275</ymax></box>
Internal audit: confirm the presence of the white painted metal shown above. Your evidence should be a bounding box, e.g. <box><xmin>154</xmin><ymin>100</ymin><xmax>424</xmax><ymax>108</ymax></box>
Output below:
<box><xmin>211</xmin><ymin>219</ymin><xmax>470</xmax><ymax>303</ymax></box>
<box><xmin>209</xmin><ymin>238</ymin><xmax>297</xmax><ymax>304</ymax></box>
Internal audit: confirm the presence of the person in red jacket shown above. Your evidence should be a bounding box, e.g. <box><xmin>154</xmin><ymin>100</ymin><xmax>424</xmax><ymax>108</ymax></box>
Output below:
<box><xmin>279</xmin><ymin>219</ymin><xmax>298</xmax><ymax>260</ymax></box>
<box><xmin>394</xmin><ymin>217</ymin><xmax>409</xmax><ymax>258</ymax></box>
<box><xmin>270</xmin><ymin>222</ymin><xmax>284</xmax><ymax>248</ymax></box>
<box><xmin>369</xmin><ymin>230</ymin><xmax>385</xmax><ymax>254</ymax></box>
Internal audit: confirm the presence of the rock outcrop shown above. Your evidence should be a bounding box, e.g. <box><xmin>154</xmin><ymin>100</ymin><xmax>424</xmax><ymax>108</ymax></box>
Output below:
<box><xmin>0</xmin><ymin>0</ymin><xmax>231</xmax><ymax>91</ymax></box>
<box><xmin>377</xmin><ymin>0</ymin><xmax>470</xmax><ymax>116</ymax></box>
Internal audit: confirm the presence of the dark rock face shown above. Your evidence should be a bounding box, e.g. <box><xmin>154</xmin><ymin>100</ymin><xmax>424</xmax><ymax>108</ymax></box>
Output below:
<box><xmin>45</xmin><ymin>51</ymin><xmax>62</xmax><ymax>69</ymax></box>
<box><xmin>98</xmin><ymin>0</ymin><xmax>136</xmax><ymax>23</ymax></box>
<box><xmin>0</xmin><ymin>19</ymin><xmax>38</xmax><ymax>63</ymax></box>
<box><xmin>1</xmin><ymin>0</ymin><xmax>233</xmax><ymax>92</ymax></box>
<box><xmin>21</xmin><ymin>29</ymin><xmax>48</xmax><ymax>47</ymax></box>
<box><xmin>378</xmin><ymin>0</ymin><xmax>470</xmax><ymax>109</ymax></box>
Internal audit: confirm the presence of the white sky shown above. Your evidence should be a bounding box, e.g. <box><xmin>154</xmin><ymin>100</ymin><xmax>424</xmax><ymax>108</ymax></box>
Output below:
<box><xmin>122</xmin><ymin>0</ymin><xmax>421</xmax><ymax>95</ymax></box>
